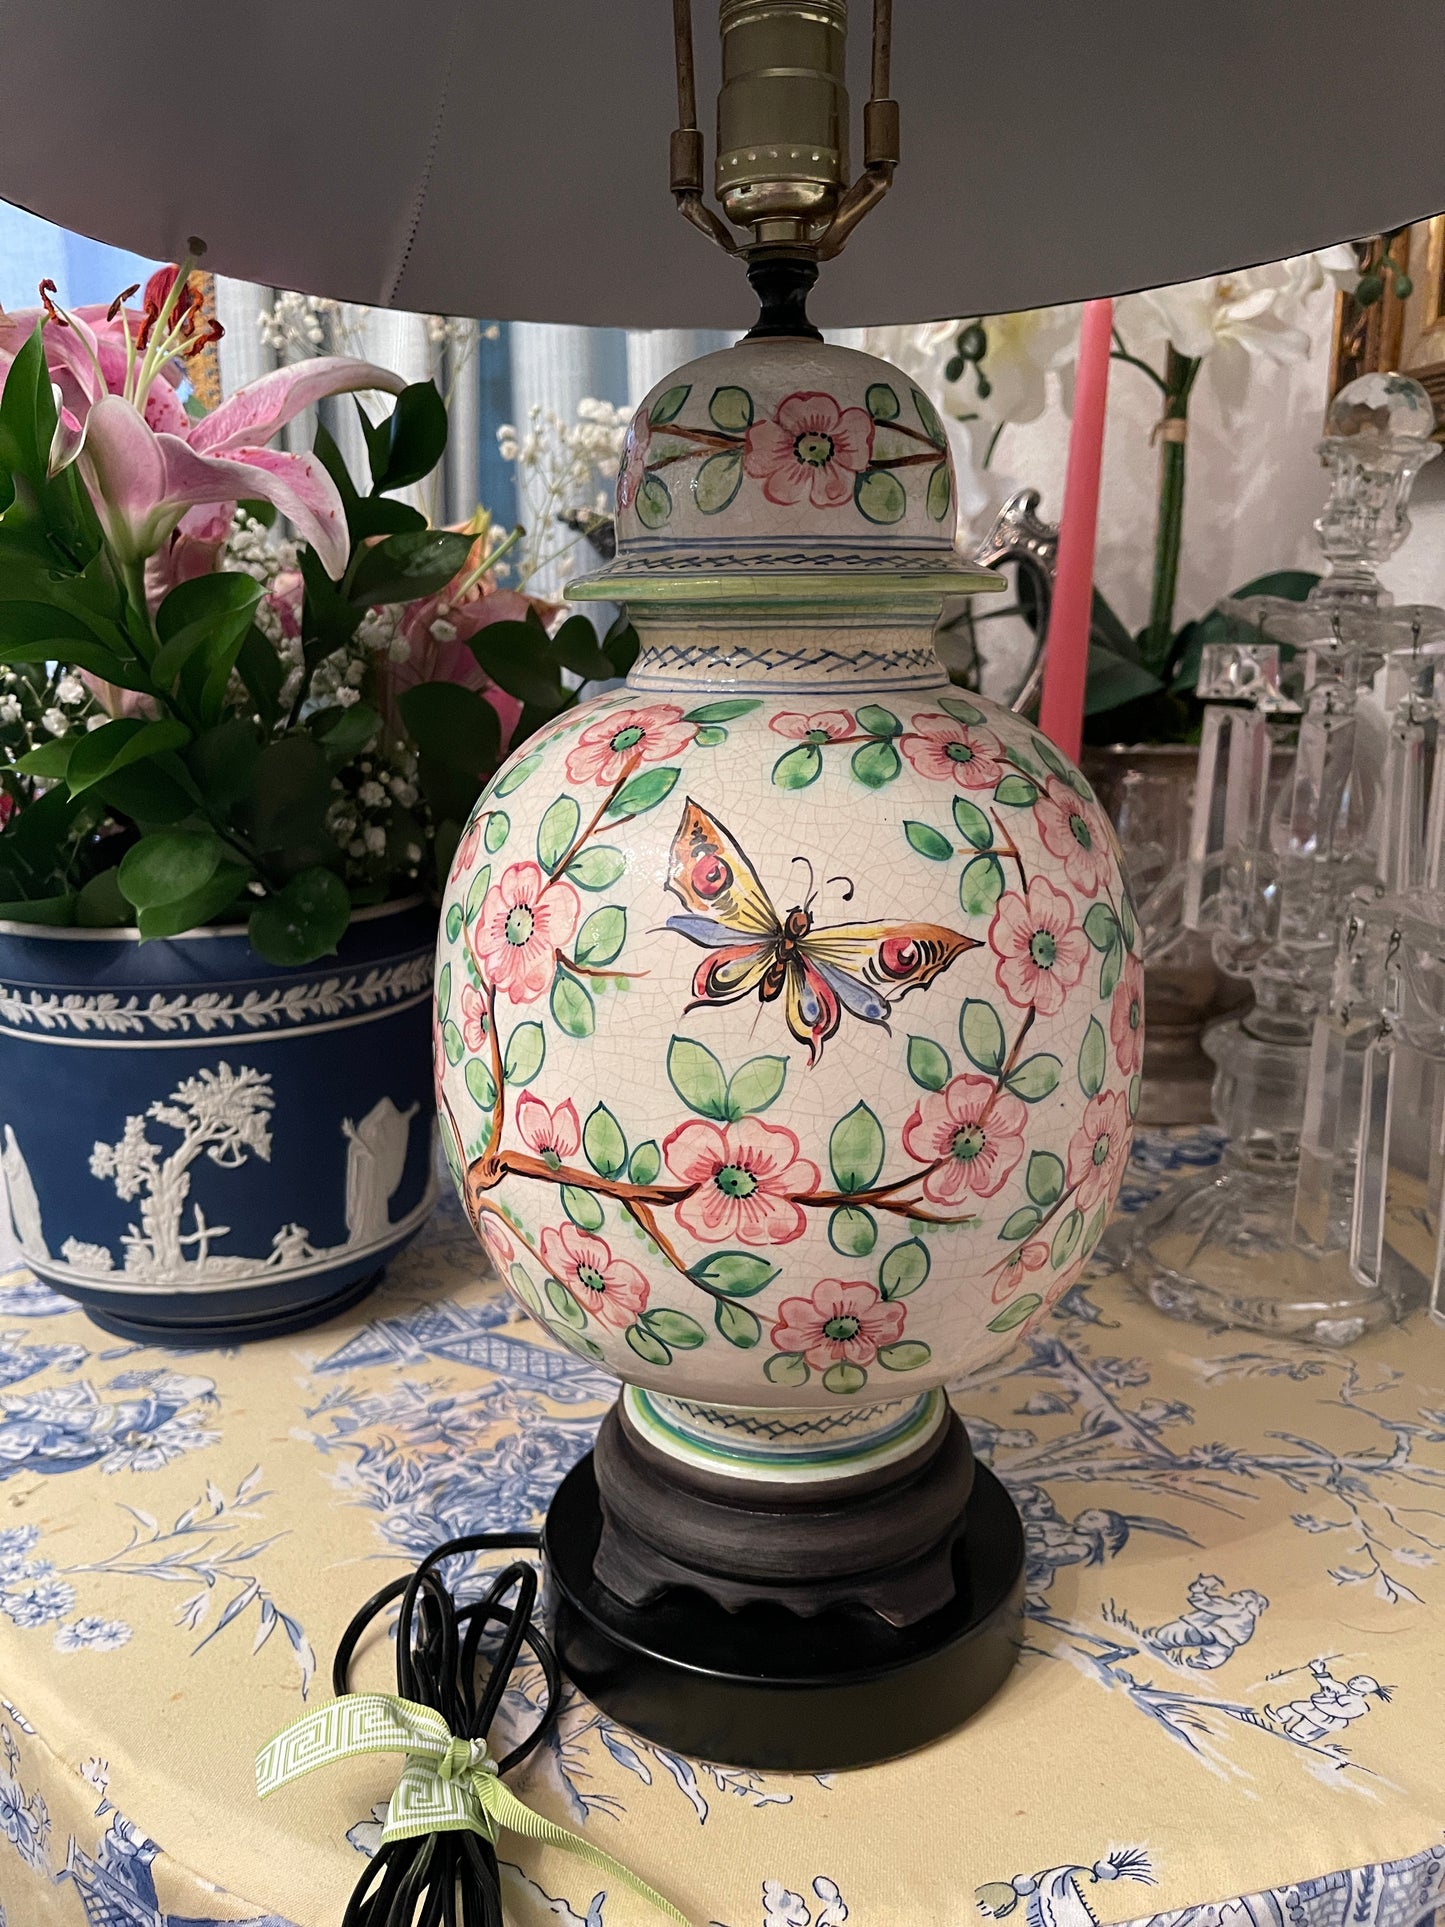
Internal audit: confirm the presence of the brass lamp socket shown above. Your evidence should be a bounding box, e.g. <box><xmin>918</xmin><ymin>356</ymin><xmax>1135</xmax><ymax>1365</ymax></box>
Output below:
<box><xmin>716</xmin><ymin>0</ymin><xmax>849</xmax><ymax>246</ymax></box>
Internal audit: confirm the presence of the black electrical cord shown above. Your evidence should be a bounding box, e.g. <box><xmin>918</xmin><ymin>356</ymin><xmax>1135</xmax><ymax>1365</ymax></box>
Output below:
<box><xmin>330</xmin><ymin>1531</ymin><xmax>562</xmax><ymax>1927</ymax></box>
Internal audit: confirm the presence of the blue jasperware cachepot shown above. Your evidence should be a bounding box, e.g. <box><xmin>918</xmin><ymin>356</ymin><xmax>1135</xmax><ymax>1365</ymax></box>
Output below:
<box><xmin>0</xmin><ymin>898</ymin><xmax>438</xmax><ymax>1341</ymax></box>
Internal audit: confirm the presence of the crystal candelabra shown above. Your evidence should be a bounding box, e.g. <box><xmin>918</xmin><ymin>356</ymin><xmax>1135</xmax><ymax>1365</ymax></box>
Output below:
<box><xmin>1128</xmin><ymin>373</ymin><xmax>1445</xmax><ymax>1342</ymax></box>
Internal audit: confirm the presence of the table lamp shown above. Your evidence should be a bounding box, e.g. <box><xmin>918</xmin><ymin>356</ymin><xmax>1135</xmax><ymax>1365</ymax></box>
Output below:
<box><xmin>5</xmin><ymin>0</ymin><xmax>1444</xmax><ymax>1774</ymax></box>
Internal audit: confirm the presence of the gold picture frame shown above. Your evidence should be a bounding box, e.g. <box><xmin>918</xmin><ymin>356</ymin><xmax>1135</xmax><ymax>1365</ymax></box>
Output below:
<box><xmin>1330</xmin><ymin>217</ymin><xmax>1445</xmax><ymax>425</ymax></box>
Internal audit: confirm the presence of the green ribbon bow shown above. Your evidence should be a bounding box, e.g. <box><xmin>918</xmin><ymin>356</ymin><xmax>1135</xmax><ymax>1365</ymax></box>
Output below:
<box><xmin>256</xmin><ymin>1692</ymin><xmax>687</xmax><ymax>1923</ymax></box>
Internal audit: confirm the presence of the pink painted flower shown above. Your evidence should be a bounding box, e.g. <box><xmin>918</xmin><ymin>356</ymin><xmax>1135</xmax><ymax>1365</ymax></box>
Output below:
<box><xmin>1066</xmin><ymin>1089</ymin><xmax>1132</xmax><ymax>1213</ymax></box>
<box><xmin>451</xmin><ymin>816</ymin><xmax>485</xmax><ymax>883</ymax></box>
<box><xmin>460</xmin><ymin>983</ymin><xmax>489</xmax><ymax>1054</ymax></box>
<box><xmin>616</xmin><ymin>408</ymin><xmax>650</xmax><ymax>513</ymax></box>
<box><xmin>770</xmin><ymin>1279</ymin><xmax>906</xmax><ymax>1371</ymax></box>
<box><xmin>565</xmin><ymin>704</ymin><xmax>695</xmax><ymax>788</ymax></box>
<box><xmin>900</xmin><ymin>714</ymin><xmax>1006</xmax><ymax>790</ymax></box>
<box><xmin>769</xmin><ymin>710</ymin><xmax>854</xmax><ymax>743</ymax></box>
<box><xmin>663</xmin><ymin>1117</ymin><xmax>820</xmax><ymax>1247</ymax></box>
<box><xmin>742</xmin><ymin>392</ymin><xmax>874</xmax><ymax>509</ymax></box>
<box><xmin>1110</xmin><ymin>951</ymin><xmax>1146</xmax><ymax>1078</ymax></box>
<box><xmin>540</xmin><ymin>1223</ymin><xmax>649</xmax><ymax>1330</ymax></box>
<box><xmin>473</xmin><ymin>861</ymin><xmax>578</xmax><ymax>1004</ymax></box>
<box><xmin>1033</xmin><ymin>777</ymin><xmax>1114</xmax><ymax>897</ymax></box>
<box><xmin>516</xmin><ymin>1093</ymin><xmax>582</xmax><ymax>1169</ymax></box>
<box><xmin>480</xmin><ymin>1217</ymin><xmax>516</xmax><ymax>1277</ymax></box>
<box><xmin>989</xmin><ymin>877</ymin><xmax>1090</xmax><ymax>1016</ymax></box>
<box><xmin>992</xmin><ymin>1238</ymin><xmax>1049</xmax><ymax>1304</ymax></box>
<box><xmin>902</xmin><ymin>1073</ymin><xmax>1028</xmax><ymax>1205</ymax></box>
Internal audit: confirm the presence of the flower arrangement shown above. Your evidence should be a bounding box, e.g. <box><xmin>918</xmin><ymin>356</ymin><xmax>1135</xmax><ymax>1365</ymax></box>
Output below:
<box><xmin>0</xmin><ymin>261</ymin><xmax>636</xmax><ymax>963</ymax></box>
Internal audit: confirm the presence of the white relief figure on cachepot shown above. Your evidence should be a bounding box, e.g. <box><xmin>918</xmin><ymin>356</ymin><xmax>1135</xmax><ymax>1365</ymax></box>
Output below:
<box><xmin>435</xmin><ymin>338</ymin><xmax>1142</xmax><ymax>1480</ymax></box>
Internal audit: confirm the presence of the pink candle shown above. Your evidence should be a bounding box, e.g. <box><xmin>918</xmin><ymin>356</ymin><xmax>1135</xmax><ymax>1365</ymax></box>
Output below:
<box><xmin>1038</xmin><ymin>297</ymin><xmax>1113</xmax><ymax>763</ymax></box>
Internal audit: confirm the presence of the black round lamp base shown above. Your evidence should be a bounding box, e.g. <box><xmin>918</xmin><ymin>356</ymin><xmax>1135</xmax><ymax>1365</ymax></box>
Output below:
<box><xmin>543</xmin><ymin>1449</ymin><xmax>1026</xmax><ymax>1772</ymax></box>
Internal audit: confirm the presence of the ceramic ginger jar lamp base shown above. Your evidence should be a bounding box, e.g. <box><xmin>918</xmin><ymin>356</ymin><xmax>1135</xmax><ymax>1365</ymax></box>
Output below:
<box><xmin>435</xmin><ymin>331</ymin><xmax>1141</xmax><ymax>1767</ymax></box>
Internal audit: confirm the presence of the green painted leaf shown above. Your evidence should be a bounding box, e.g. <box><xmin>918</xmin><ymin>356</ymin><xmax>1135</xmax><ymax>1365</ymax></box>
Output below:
<box><xmin>626</xmin><ymin>1322</ymin><xmax>671</xmax><ymax>1366</ymax></box>
<box><xmin>854</xmin><ymin>468</ymin><xmax>906</xmax><ymax>524</ymax></box>
<box><xmin>484</xmin><ymin>811</ymin><xmax>510</xmax><ymax>852</ymax></box>
<box><xmin>764</xmin><ymin>1352</ymin><xmax>810</xmax><ymax>1388</ymax></box>
<box><xmin>667</xmin><ymin>1036</ymin><xmax>729</xmax><ymax>1119</ymax></box>
<box><xmin>707</xmin><ymin>384</ymin><xmax>753</xmax><ymax>430</ymax></box>
<box><xmin>772</xmin><ymin>743</ymin><xmax>822</xmax><ymax>790</ymax></box>
<box><xmin>1119</xmin><ymin>888</ymin><xmax>1137</xmax><ymax>950</ymax></box>
<box><xmin>494</xmin><ymin>752</ymin><xmax>542</xmax><ymax>796</ymax></box>
<box><xmin>445</xmin><ymin>902</ymin><xmax>464</xmax><ymax>943</ymax></box>
<box><xmin>566</xmin><ymin>845</ymin><xmax>626</xmax><ymax>891</ymax></box>
<box><xmin>960</xmin><ymin>998</ymin><xmax>1005</xmax><ymax>1074</ymax></box>
<box><xmin>1000</xmin><ymin>1205</ymin><xmax>1043</xmax><ymax>1241</ymax></box>
<box><xmin>829</xmin><ymin>1102</ymin><xmax>885</xmax><ymax>1193</ymax></box>
<box><xmin>550</xmin><ymin>970</ymin><xmax>595</xmax><ymax>1038</ymax></box>
<box><xmin>952</xmin><ymin>797</ymin><xmax>992</xmax><ymax>850</ymax></box>
<box><xmin>905</xmin><ymin>820</ymin><xmax>952</xmax><ymax>861</ymax></box>
<box><xmin>437</xmin><ymin>962</ymin><xmax>452</xmax><ymax>1018</ymax></box>
<box><xmin>575</xmin><ymin>904</ymin><xmax>626</xmax><ymax>967</ymax></box>
<box><xmin>960</xmin><ymin>852</ymin><xmax>1004</xmax><ymax>916</ymax></box>
<box><xmin>988</xmin><ymin>1293</ymin><xmax>1042</xmax><ymax>1332</ymax></box>
<box><xmin>714</xmin><ymin>1298</ymin><xmax>761</xmax><ymax>1348</ymax></box>
<box><xmin>507</xmin><ymin>1262</ymin><xmax>544</xmax><ymax>1319</ymax></box>
<box><xmin>464</xmin><ymin>1058</ymin><xmax>496</xmax><ymax>1109</ymax></box>
<box><xmin>649</xmin><ymin>383</ymin><xmax>691</xmax><ymax>424</ymax></box>
<box><xmin>547</xmin><ymin>1278</ymin><xmax>587</xmax><ymax>1330</ymax></box>
<box><xmin>1026</xmin><ymin>1150</ymin><xmax>1066</xmax><ymax>1208</ymax></box>
<box><xmin>693</xmin><ymin>448</ymin><xmax>743</xmax><ymax>514</ymax></box>
<box><xmin>693</xmin><ymin>725</ymin><xmax>727</xmax><ymax>747</ymax></box>
<box><xmin>851</xmin><ymin>739</ymin><xmax>901</xmax><ymax>789</ymax></box>
<box><xmin>642</xmin><ymin>1308</ymin><xmax>705</xmax><ymax>1350</ymax></box>
<box><xmin>628</xmin><ymin>1140</ymin><xmax>661</xmax><ymax>1185</ymax></box>
<box><xmin>583</xmin><ymin>1103</ymin><xmax>627</xmax><ymax>1179</ymax></box>
<box><xmin>1083</xmin><ymin>1201</ymin><xmax>1109</xmax><ymax>1255</ymax></box>
<box><xmin>912</xmin><ymin>386</ymin><xmax>947</xmax><ymax>447</ymax></box>
<box><xmin>926</xmin><ymin>462</ymin><xmax>952</xmax><ymax>523</ymax></box>
<box><xmin>537</xmin><ymin>795</ymin><xmax>580</xmax><ymax>873</ymax></box>
<box><xmin>463</xmin><ymin>863</ymin><xmax>492</xmax><ymax>924</ymax></box>
<box><xmin>829</xmin><ymin>1205</ymin><xmax>878</xmax><ymax>1256</ymax></box>
<box><xmin>1051</xmin><ymin>1208</ymin><xmax>1084</xmax><ymax>1268</ymax></box>
<box><xmin>1078</xmin><ymin>1017</ymin><xmax>1107</xmax><ymax>1098</ymax></box>
<box><xmin>726</xmin><ymin>1054</ymin><xmax>787</xmax><ymax>1119</ymax></box>
<box><xmin>878</xmin><ymin>1340</ymin><xmax>932</xmax><ymax>1372</ymax></box>
<box><xmin>866</xmin><ymin>381</ymin><xmax>900</xmax><ymax>421</ymax></box>
<box><xmin>502</xmin><ymin>1021</ymin><xmax>545</xmax><ymax>1086</ymax></box>
<box><xmin>879</xmin><ymin>1238</ymin><xmax>930</xmax><ymax>1299</ymax></box>
<box><xmin>822</xmin><ymin>1361</ymin><xmax>868</xmax><ymax>1395</ymax></box>
<box><xmin>1099</xmin><ymin>940</ymin><xmax>1123</xmax><ymax>1000</ymax></box>
<box><xmin>1005</xmin><ymin>1053</ymin><xmax>1061</xmax><ymax>1102</ymax></box>
<box><xmin>684</xmin><ymin>700</ymin><xmax>760</xmax><ymax>723</ymax></box>
<box><xmin>689</xmin><ymin>1251</ymin><xmax>778</xmax><ymax>1297</ymax></box>
<box><xmin>636</xmin><ymin>474</ymin><xmax>671</xmax><ymax>527</ymax></box>
<box><xmin>1128</xmin><ymin>1074</ymin><xmax>1141</xmax><ymax>1119</ymax></box>
<box><xmin>994</xmin><ymin>773</ymin><xmax>1039</xmax><ymax>807</ymax></box>
<box><xmin>1083</xmin><ymin>902</ymin><xmax>1121</xmax><ymax>952</ymax></box>
<box><xmin>938</xmin><ymin>695</ymin><xmax>985</xmax><ymax>725</ymax></box>
<box><xmin>907</xmin><ymin>1036</ymin><xmax>952</xmax><ymax>1091</ymax></box>
<box><xmin>855</xmin><ymin>704</ymin><xmax>901</xmax><ymax>738</ymax></box>
<box><xmin>443</xmin><ymin>1020</ymin><xmax>465</xmax><ymax>1066</ymax></box>
<box><xmin>609</xmin><ymin>765</ymin><xmax>679</xmax><ymax>817</ymax></box>
<box><xmin>562</xmin><ymin>1184</ymin><xmax>605</xmax><ymax>1232</ymax></box>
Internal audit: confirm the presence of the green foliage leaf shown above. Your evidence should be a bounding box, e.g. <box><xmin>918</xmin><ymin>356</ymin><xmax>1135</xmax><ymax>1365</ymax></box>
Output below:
<box><xmin>1026</xmin><ymin>1150</ymin><xmax>1066</xmax><ymax>1208</ymax></box>
<box><xmin>726</xmin><ymin>1054</ymin><xmax>787</xmax><ymax>1119</ymax></box>
<box><xmin>15</xmin><ymin>739</ymin><xmax>74</xmax><ymax>779</ymax></box>
<box><xmin>960</xmin><ymin>852</ymin><xmax>1004</xmax><ymax>916</ymax></box>
<box><xmin>772</xmin><ymin>743</ymin><xmax>822</xmax><ymax>790</ymax></box>
<box><xmin>683</xmin><ymin>700</ymin><xmax>759</xmax><ymax>724</ymax></box>
<box><xmin>152</xmin><ymin>571</ymin><xmax>263</xmax><ymax>719</ymax></box>
<box><xmin>1051</xmin><ymin>1208</ymin><xmax>1084</xmax><ymax>1268</ymax></box>
<box><xmin>74</xmin><ymin>867</ymin><xmax>131</xmax><ymax>928</ymax></box>
<box><xmin>878</xmin><ymin>1340</ymin><xmax>932</xmax><ymax>1371</ymax></box>
<box><xmin>400</xmin><ymin>682</ymin><xmax>501</xmax><ymax>824</ymax></box>
<box><xmin>566</xmin><ymin>845</ymin><xmax>626</xmax><ymax>891</ymax></box>
<box><xmin>0</xmin><ymin>893</ymin><xmax>76</xmax><ymax>926</ymax></box>
<box><xmin>960</xmin><ymin>998</ymin><xmax>1005</xmax><ymax>1074</ymax></box>
<box><xmin>309</xmin><ymin>701</ymin><xmax>380</xmax><ymax>764</ymax></box>
<box><xmin>667</xmin><ymin>1036</ymin><xmax>729</xmax><ymax>1120</ymax></box>
<box><xmin>952</xmin><ymin>796</ymin><xmax>993</xmax><ymax>850</ymax></box>
<box><xmin>1078</xmin><ymin>1017</ymin><xmax>1107</xmax><ymax>1098</ymax></box>
<box><xmin>822</xmin><ymin>1361</ymin><xmax>867</xmax><ymax>1394</ymax></box>
<box><xmin>135</xmin><ymin>863</ymin><xmax>249</xmax><ymax>940</ymax></box>
<box><xmin>574</xmin><ymin>904</ymin><xmax>626</xmax><ymax>967</ymax></box>
<box><xmin>348</xmin><ymin>529</ymin><xmax>473</xmax><ymax>606</ymax></box>
<box><xmin>118</xmin><ymin>830</ymin><xmax>224</xmax><ymax>910</ymax></box>
<box><xmin>1005</xmin><ymin>1054</ymin><xmax>1061</xmax><ymax>1102</ymax></box>
<box><xmin>907</xmin><ymin>1035</ymin><xmax>952</xmax><ymax>1091</ymax></box>
<box><xmin>628</xmin><ymin>1140</ymin><xmax>661</xmax><ymax>1185</ymax></box>
<box><xmin>828</xmin><ymin>1205</ymin><xmax>878</xmax><ymax>1256</ymax></box>
<box><xmin>246</xmin><ymin>735</ymin><xmax>341</xmax><ymax>868</ymax></box>
<box><xmin>879</xmin><ymin>1238</ymin><xmax>930</xmax><ymax>1299</ymax></box>
<box><xmin>185</xmin><ymin>719</ymin><xmax>263</xmax><ymax>809</ymax></box>
<box><xmin>502</xmin><ymin>1021</ymin><xmax>545</xmax><ymax>1087</ymax></box>
<box><xmin>829</xmin><ymin>1102</ymin><xmax>885</xmax><ymax>1193</ymax></box>
<box><xmin>693</xmin><ymin>449</ymin><xmax>743</xmax><ymax>514</ymax></box>
<box><xmin>536</xmin><ymin>795</ymin><xmax>581</xmax><ymax>874</ymax></box>
<box><xmin>561</xmin><ymin>1184</ymin><xmax>605</xmax><ymax>1231</ymax></box>
<box><xmin>764</xmin><ymin>1352</ymin><xmax>810</xmax><ymax>1388</ymax></box>
<box><xmin>854</xmin><ymin>468</ymin><xmax>906</xmax><ymax>524</ymax></box>
<box><xmin>67</xmin><ymin>718</ymin><xmax>191</xmax><ymax>796</ymax></box>
<box><xmin>993</xmin><ymin>773</ymin><xmax>1039</xmax><ymax>807</ymax></box>
<box><xmin>988</xmin><ymin>1293</ymin><xmax>1042</xmax><ymax>1332</ymax></box>
<box><xmin>551</xmin><ymin>968</ymin><xmax>595</xmax><ymax>1038</ymax></box>
<box><xmin>1000</xmin><ymin>1205</ymin><xmax>1043</xmax><ymax>1241</ymax></box>
<box><xmin>689</xmin><ymin>1251</ymin><xmax>778</xmax><ymax>1297</ymax></box>
<box><xmin>714</xmin><ymin>1298</ymin><xmax>761</xmax><ymax>1348</ymax></box>
<box><xmin>641</xmin><ymin>1308</ymin><xmax>705</xmax><ymax>1350</ymax></box>
<box><xmin>466</xmin><ymin>625</ymin><xmax>569</xmax><ymax>711</ymax></box>
<box><xmin>649</xmin><ymin>384</ymin><xmax>691</xmax><ymax>425</ymax></box>
<box><xmin>855</xmin><ymin>704</ymin><xmax>901</xmax><ymax>738</ymax></box>
<box><xmin>1083</xmin><ymin>902</ymin><xmax>1121</xmax><ymax>952</ymax></box>
<box><xmin>583</xmin><ymin>1103</ymin><xmax>627</xmax><ymax>1178</ymax></box>
<box><xmin>904</xmin><ymin>820</ymin><xmax>952</xmax><ymax>861</ymax></box>
<box><xmin>368</xmin><ymin>380</ymin><xmax>448</xmax><ymax>492</ymax></box>
<box><xmin>609</xmin><ymin>766</ymin><xmax>679</xmax><ymax>818</ymax></box>
<box><xmin>248</xmin><ymin>866</ymin><xmax>350</xmax><ymax>965</ymax></box>
<box><xmin>851</xmin><ymin>739</ymin><xmax>900</xmax><ymax>789</ymax></box>
<box><xmin>465</xmin><ymin>1058</ymin><xmax>497</xmax><ymax>1110</ymax></box>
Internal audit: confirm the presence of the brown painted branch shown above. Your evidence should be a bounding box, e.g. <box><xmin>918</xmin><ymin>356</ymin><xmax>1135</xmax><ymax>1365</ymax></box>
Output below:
<box><xmin>539</xmin><ymin>754</ymin><xmax>643</xmax><ymax>899</ymax></box>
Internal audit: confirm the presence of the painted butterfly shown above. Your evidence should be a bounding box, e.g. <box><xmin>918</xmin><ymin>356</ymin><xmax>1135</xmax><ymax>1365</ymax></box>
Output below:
<box><xmin>664</xmin><ymin>798</ymin><xmax>978</xmax><ymax>1062</ymax></box>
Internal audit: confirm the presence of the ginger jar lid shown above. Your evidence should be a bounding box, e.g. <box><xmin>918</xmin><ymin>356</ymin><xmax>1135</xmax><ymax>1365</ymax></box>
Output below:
<box><xmin>568</xmin><ymin>338</ymin><xmax>1001</xmax><ymax>611</ymax></box>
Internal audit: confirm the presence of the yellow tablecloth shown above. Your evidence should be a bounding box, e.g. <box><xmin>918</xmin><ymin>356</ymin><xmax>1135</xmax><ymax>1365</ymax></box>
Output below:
<box><xmin>1</xmin><ymin>1129</ymin><xmax>1442</xmax><ymax>1927</ymax></box>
